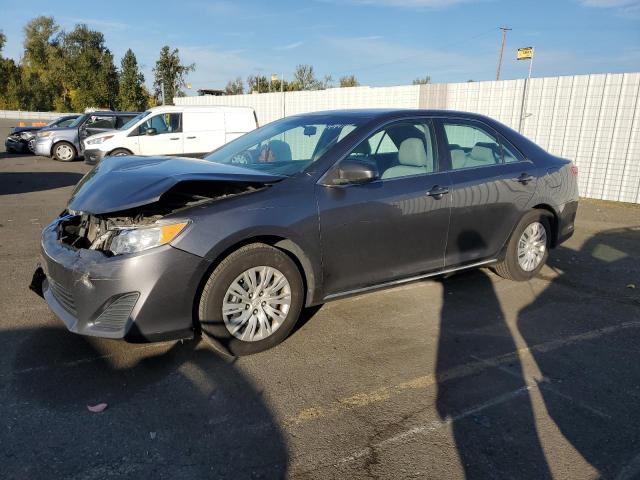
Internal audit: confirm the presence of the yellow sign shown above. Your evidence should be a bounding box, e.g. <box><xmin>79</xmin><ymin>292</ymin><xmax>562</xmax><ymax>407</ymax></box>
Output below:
<box><xmin>517</xmin><ymin>47</ymin><xmax>534</xmax><ymax>60</ymax></box>
<box><xmin>271</xmin><ymin>74</ymin><xmax>279</xmax><ymax>82</ymax></box>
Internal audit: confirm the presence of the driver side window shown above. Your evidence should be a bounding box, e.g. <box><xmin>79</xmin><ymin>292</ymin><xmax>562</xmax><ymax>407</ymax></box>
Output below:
<box><xmin>139</xmin><ymin>113</ymin><xmax>181</xmax><ymax>135</ymax></box>
<box><xmin>342</xmin><ymin>120</ymin><xmax>438</xmax><ymax>181</ymax></box>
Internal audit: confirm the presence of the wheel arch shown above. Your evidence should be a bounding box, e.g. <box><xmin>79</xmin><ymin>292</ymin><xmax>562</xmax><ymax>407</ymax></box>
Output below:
<box><xmin>531</xmin><ymin>203</ymin><xmax>560</xmax><ymax>247</ymax></box>
<box><xmin>191</xmin><ymin>234</ymin><xmax>320</xmax><ymax>334</ymax></box>
<box><xmin>108</xmin><ymin>147</ymin><xmax>133</xmax><ymax>156</ymax></box>
<box><xmin>50</xmin><ymin>140</ymin><xmax>77</xmax><ymax>158</ymax></box>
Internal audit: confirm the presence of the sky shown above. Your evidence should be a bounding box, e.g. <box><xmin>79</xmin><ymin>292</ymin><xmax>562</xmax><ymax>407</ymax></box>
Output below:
<box><xmin>0</xmin><ymin>0</ymin><xmax>639</xmax><ymax>93</ymax></box>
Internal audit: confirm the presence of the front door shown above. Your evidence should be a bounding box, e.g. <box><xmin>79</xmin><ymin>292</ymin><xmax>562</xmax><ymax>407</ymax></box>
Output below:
<box><xmin>138</xmin><ymin>112</ymin><xmax>184</xmax><ymax>155</ymax></box>
<box><xmin>438</xmin><ymin>118</ymin><xmax>537</xmax><ymax>266</ymax></box>
<box><xmin>317</xmin><ymin>119</ymin><xmax>451</xmax><ymax>296</ymax></box>
<box><xmin>79</xmin><ymin>114</ymin><xmax>117</xmax><ymax>151</ymax></box>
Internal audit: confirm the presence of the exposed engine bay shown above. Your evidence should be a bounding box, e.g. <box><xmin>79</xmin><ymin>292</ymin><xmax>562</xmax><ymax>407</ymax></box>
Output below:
<box><xmin>57</xmin><ymin>180</ymin><xmax>263</xmax><ymax>254</ymax></box>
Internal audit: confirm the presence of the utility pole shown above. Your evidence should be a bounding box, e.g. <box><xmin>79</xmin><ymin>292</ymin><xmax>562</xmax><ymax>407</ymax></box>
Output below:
<box><xmin>161</xmin><ymin>80</ymin><xmax>166</xmax><ymax>105</ymax></box>
<box><xmin>496</xmin><ymin>26</ymin><xmax>511</xmax><ymax>81</ymax></box>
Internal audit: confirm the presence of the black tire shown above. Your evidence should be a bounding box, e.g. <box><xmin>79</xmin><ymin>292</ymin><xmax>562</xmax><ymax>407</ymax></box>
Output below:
<box><xmin>108</xmin><ymin>148</ymin><xmax>132</xmax><ymax>157</ymax></box>
<box><xmin>198</xmin><ymin>243</ymin><xmax>304</xmax><ymax>356</ymax></box>
<box><xmin>52</xmin><ymin>141</ymin><xmax>77</xmax><ymax>162</ymax></box>
<box><xmin>493</xmin><ymin>210</ymin><xmax>552</xmax><ymax>281</ymax></box>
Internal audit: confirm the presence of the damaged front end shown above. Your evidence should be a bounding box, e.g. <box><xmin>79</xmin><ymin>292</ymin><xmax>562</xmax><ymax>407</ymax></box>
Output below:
<box><xmin>57</xmin><ymin>179</ymin><xmax>262</xmax><ymax>255</ymax></box>
<box><xmin>33</xmin><ymin>155</ymin><xmax>286</xmax><ymax>342</ymax></box>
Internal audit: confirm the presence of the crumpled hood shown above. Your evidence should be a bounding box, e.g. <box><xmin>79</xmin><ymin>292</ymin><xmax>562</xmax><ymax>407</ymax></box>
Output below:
<box><xmin>11</xmin><ymin>126</ymin><xmax>41</xmax><ymax>135</ymax></box>
<box><xmin>68</xmin><ymin>155</ymin><xmax>286</xmax><ymax>215</ymax></box>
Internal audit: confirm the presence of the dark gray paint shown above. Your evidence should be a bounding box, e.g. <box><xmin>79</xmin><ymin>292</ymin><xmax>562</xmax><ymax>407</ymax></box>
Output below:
<box><xmin>38</xmin><ymin>109</ymin><xmax>579</xmax><ymax>342</ymax></box>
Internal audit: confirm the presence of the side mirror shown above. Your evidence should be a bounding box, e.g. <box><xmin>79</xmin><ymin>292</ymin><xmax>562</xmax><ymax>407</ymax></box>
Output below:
<box><xmin>330</xmin><ymin>160</ymin><xmax>378</xmax><ymax>186</ymax></box>
<box><xmin>145</xmin><ymin>128</ymin><xmax>157</xmax><ymax>136</ymax></box>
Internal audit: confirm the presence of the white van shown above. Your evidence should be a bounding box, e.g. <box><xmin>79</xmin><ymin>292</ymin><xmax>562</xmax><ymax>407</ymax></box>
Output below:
<box><xmin>83</xmin><ymin>105</ymin><xmax>258</xmax><ymax>165</ymax></box>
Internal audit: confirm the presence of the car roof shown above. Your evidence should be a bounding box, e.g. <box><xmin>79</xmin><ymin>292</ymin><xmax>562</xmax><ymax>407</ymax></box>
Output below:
<box><xmin>146</xmin><ymin>105</ymin><xmax>255</xmax><ymax>114</ymax></box>
<box><xmin>289</xmin><ymin>108</ymin><xmax>495</xmax><ymax>122</ymax></box>
<box><xmin>85</xmin><ymin>111</ymin><xmax>140</xmax><ymax>116</ymax></box>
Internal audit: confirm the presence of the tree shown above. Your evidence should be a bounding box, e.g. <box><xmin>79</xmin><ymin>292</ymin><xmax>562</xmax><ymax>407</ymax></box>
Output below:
<box><xmin>339</xmin><ymin>75</ymin><xmax>360</xmax><ymax>87</ymax></box>
<box><xmin>293</xmin><ymin>64</ymin><xmax>321</xmax><ymax>90</ymax></box>
<box><xmin>153</xmin><ymin>46</ymin><xmax>195</xmax><ymax>105</ymax></box>
<box><xmin>61</xmin><ymin>24</ymin><xmax>119</xmax><ymax>111</ymax></box>
<box><xmin>412</xmin><ymin>76</ymin><xmax>432</xmax><ymax>85</ymax></box>
<box><xmin>20</xmin><ymin>16</ymin><xmax>63</xmax><ymax>111</ymax></box>
<box><xmin>225</xmin><ymin>77</ymin><xmax>244</xmax><ymax>95</ymax></box>
<box><xmin>0</xmin><ymin>31</ymin><xmax>22</xmax><ymax>109</ymax></box>
<box><xmin>118</xmin><ymin>49</ymin><xmax>148</xmax><ymax>111</ymax></box>
<box><xmin>246</xmin><ymin>75</ymin><xmax>269</xmax><ymax>93</ymax></box>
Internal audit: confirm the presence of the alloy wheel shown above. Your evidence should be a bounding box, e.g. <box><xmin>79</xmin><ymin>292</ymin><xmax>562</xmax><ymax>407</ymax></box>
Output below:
<box><xmin>517</xmin><ymin>222</ymin><xmax>547</xmax><ymax>272</ymax></box>
<box><xmin>221</xmin><ymin>266</ymin><xmax>292</xmax><ymax>342</ymax></box>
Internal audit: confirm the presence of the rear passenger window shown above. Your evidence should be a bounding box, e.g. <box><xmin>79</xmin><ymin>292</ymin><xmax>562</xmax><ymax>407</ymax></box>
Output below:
<box><xmin>443</xmin><ymin>122</ymin><xmax>502</xmax><ymax>170</ymax></box>
<box><xmin>501</xmin><ymin>141</ymin><xmax>522</xmax><ymax>163</ymax></box>
<box><xmin>344</xmin><ymin>120</ymin><xmax>438</xmax><ymax>180</ymax></box>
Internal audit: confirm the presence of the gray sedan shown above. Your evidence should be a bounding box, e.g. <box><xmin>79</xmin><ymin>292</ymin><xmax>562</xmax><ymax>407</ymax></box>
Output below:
<box><xmin>32</xmin><ymin>109</ymin><xmax>579</xmax><ymax>355</ymax></box>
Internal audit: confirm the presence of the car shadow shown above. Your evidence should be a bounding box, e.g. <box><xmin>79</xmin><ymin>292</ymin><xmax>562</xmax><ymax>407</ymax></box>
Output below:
<box><xmin>517</xmin><ymin>226</ymin><xmax>640</xmax><ymax>479</ymax></box>
<box><xmin>4</xmin><ymin>326</ymin><xmax>289</xmax><ymax>479</ymax></box>
<box><xmin>0</xmin><ymin>151</ymin><xmax>34</xmax><ymax>160</ymax></box>
<box><xmin>0</xmin><ymin>172</ymin><xmax>84</xmax><ymax>195</ymax></box>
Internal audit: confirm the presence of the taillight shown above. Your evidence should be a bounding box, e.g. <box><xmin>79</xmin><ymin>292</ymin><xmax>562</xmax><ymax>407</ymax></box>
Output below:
<box><xmin>570</xmin><ymin>164</ymin><xmax>578</xmax><ymax>177</ymax></box>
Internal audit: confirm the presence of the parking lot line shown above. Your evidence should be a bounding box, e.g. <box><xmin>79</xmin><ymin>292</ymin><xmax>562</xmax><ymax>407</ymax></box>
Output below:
<box><xmin>284</xmin><ymin>318</ymin><xmax>640</xmax><ymax>428</ymax></box>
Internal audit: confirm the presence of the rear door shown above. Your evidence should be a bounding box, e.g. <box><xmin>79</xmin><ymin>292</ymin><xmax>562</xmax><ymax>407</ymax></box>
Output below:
<box><xmin>437</xmin><ymin>118</ymin><xmax>537</xmax><ymax>266</ymax></box>
<box><xmin>137</xmin><ymin>112</ymin><xmax>183</xmax><ymax>155</ymax></box>
<box><xmin>317</xmin><ymin>118</ymin><xmax>451</xmax><ymax>296</ymax></box>
<box><xmin>183</xmin><ymin>110</ymin><xmax>225</xmax><ymax>156</ymax></box>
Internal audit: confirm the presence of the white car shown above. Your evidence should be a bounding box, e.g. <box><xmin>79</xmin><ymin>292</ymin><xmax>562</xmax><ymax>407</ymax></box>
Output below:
<box><xmin>83</xmin><ymin>105</ymin><xmax>258</xmax><ymax>164</ymax></box>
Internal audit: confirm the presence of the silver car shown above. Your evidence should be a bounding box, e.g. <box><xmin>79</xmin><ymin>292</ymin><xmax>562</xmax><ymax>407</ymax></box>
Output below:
<box><xmin>33</xmin><ymin>111</ymin><xmax>139</xmax><ymax>161</ymax></box>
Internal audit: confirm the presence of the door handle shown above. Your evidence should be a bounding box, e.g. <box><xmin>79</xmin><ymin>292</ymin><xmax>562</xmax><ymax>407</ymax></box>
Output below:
<box><xmin>169</xmin><ymin>137</ymin><xmax>180</xmax><ymax>140</ymax></box>
<box><xmin>514</xmin><ymin>173</ymin><xmax>534</xmax><ymax>184</ymax></box>
<box><xmin>426</xmin><ymin>185</ymin><xmax>450</xmax><ymax>199</ymax></box>
<box><xmin>186</xmin><ymin>136</ymin><xmax>196</xmax><ymax>139</ymax></box>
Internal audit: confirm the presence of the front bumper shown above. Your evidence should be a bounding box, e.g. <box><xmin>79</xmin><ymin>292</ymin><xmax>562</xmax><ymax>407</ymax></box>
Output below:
<box><xmin>5</xmin><ymin>136</ymin><xmax>29</xmax><ymax>153</ymax></box>
<box><xmin>36</xmin><ymin>219</ymin><xmax>211</xmax><ymax>342</ymax></box>
<box><xmin>83</xmin><ymin>148</ymin><xmax>107</xmax><ymax>165</ymax></box>
<box><xmin>34</xmin><ymin>137</ymin><xmax>53</xmax><ymax>156</ymax></box>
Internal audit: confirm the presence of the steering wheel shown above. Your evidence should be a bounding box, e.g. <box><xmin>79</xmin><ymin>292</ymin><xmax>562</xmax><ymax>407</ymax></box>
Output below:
<box><xmin>230</xmin><ymin>151</ymin><xmax>252</xmax><ymax>165</ymax></box>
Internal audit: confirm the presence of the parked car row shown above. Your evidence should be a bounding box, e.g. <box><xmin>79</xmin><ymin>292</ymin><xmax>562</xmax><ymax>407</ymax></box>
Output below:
<box><xmin>5</xmin><ymin>106</ymin><xmax>259</xmax><ymax>163</ymax></box>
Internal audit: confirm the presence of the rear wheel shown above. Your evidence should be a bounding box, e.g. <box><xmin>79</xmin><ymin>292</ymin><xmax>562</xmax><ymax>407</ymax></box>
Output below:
<box><xmin>494</xmin><ymin>210</ymin><xmax>552</xmax><ymax>281</ymax></box>
<box><xmin>198</xmin><ymin>243</ymin><xmax>304</xmax><ymax>356</ymax></box>
<box><xmin>52</xmin><ymin>141</ymin><xmax>76</xmax><ymax>162</ymax></box>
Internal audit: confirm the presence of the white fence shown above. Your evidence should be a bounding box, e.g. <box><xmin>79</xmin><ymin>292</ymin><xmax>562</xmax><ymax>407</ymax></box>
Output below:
<box><xmin>175</xmin><ymin>72</ymin><xmax>640</xmax><ymax>204</ymax></box>
<box><xmin>0</xmin><ymin>110</ymin><xmax>73</xmax><ymax>120</ymax></box>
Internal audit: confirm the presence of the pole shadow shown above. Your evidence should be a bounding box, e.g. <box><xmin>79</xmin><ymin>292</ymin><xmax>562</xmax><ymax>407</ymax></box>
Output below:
<box><xmin>435</xmin><ymin>231</ymin><xmax>552</xmax><ymax>478</ymax></box>
<box><xmin>516</xmin><ymin>226</ymin><xmax>640</xmax><ymax>478</ymax></box>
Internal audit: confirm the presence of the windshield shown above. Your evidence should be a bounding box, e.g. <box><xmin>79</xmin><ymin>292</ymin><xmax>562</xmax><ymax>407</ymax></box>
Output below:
<box><xmin>120</xmin><ymin>111</ymin><xmax>150</xmax><ymax>130</ymax></box>
<box><xmin>67</xmin><ymin>114</ymin><xmax>88</xmax><ymax>128</ymax></box>
<box><xmin>203</xmin><ymin>115</ymin><xmax>367</xmax><ymax>176</ymax></box>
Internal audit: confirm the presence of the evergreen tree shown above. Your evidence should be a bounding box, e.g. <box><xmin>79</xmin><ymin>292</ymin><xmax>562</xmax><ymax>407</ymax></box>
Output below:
<box><xmin>118</xmin><ymin>49</ymin><xmax>148</xmax><ymax>111</ymax></box>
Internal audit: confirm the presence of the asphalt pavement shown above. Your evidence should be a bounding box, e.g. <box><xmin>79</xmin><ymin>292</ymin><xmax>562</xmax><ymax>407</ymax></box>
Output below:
<box><xmin>1</xmin><ymin>119</ymin><xmax>640</xmax><ymax>479</ymax></box>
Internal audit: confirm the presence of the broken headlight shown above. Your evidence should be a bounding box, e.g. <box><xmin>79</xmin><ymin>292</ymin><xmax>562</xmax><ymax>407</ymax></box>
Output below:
<box><xmin>108</xmin><ymin>222</ymin><xmax>189</xmax><ymax>255</ymax></box>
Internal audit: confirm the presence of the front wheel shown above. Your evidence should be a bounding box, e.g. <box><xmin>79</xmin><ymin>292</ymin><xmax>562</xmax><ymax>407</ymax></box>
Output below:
<box><xmin>493</xmin><ymin>210</ymin><xmax>552</xmax><ymax>281</ymax></box>
<box><xmin>108</xmin><ymin>148</ymin><xmax>132</xmax><ymax>157</ymax></box>
<box><xmin>198</xmin><ymin>243</ymin><xmax>304</xmax><ymax>356</ymax></box>
<box><xmin>52</xmin><ymin>141</ymin><xmax>77</xmax><ymax>162</ymax></box>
